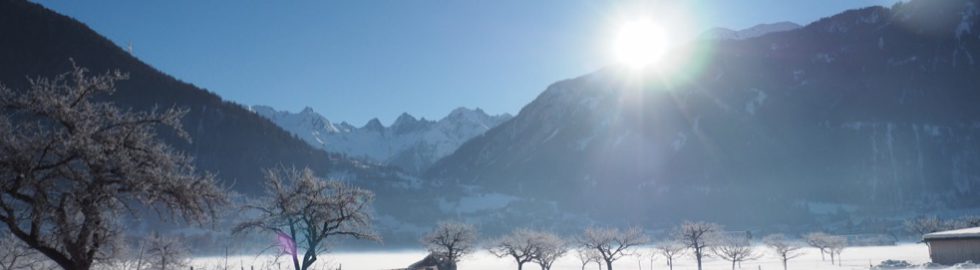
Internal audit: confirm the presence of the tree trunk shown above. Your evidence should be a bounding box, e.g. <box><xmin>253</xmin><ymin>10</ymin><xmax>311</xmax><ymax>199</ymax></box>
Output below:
<box><xmin>606</xmin><ymin>259</ymin><xmax>614</xmax><ymax>270</ymax></box>
<box><xmin>288</xmin><ymin>223</ymin><xmax>301</xmax><ymax>270</ymax></box>
<box><xmin>782</xmin><ymin>258</ymin><xmax>787</xmax><ymax>270</ymax></box>
<box><xmin>136</xmin><ymin>244</ymin><xmax>145</xmax><ymax>270</ymax></box>
<box><xmin>291</xmin><ymin>250</ymin><xmax>301</xmax><ymax>270</ymax></box>
<box><xmin>518</xmin><ymin>262</ymin><xmax>523</xmax><ymax>270</ymax></box>
<box><xmin>731</xmin><ymin>260</ymin><xmax>736</xmax><ymax>270</ymax></box>
<box><xmin>668</xmin><ymin>258</ymin><xmax>673</xmax><ymax>270</ymax></box>
<box><xmin>696</xmin><ymin>253</ymin><xmax>703</xmax><ymax>270</ymax></box>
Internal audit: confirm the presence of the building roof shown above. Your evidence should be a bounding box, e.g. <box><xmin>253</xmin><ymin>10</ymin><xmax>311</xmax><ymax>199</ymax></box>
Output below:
<box><xmin>923</xmin><ymin>227</ymin><xmax>980</xmax><ymax>241</ymax></box>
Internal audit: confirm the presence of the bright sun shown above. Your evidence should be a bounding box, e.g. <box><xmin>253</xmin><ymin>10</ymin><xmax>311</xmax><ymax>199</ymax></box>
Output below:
<box><xmin>613</xmin><ymin>20</ymin><xmax>669</xmax><ymax>70</ymax></box>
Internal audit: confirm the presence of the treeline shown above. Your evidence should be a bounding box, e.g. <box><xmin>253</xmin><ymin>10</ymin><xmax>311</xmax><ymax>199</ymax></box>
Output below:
<box><xmin>415</xmin><ymin>220</ymin><xmax>852</xmax><ymax>270</ymax></box>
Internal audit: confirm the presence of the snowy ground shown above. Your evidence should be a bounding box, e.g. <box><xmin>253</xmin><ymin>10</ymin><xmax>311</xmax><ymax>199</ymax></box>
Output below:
<box><xmin>190</xmin><ymin>244</ymin><xmax>941</xmax><ymax>270</ymax></box>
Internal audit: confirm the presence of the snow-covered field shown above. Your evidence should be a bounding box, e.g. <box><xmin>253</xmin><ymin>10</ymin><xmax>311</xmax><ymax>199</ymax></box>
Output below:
<box><xmin>191</xmin><ymin>244</ymin><xmax>938</xmax><ymax>270</ymax></box>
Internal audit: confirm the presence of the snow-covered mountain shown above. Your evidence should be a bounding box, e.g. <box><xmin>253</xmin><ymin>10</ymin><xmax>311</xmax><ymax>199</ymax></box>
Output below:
<box><xmin>702</xmin><ymin>21</ymin><xmax>802</xmax><ymax>40</ymax></box>
<box><xmin>427</xmin><ymin>0</ymin><xmax>980</xmax><ymax>229</ymax></box>
<box><xmin>251</xmin><ymin>105</ymin><xmax>512</xmax><ymax>173</ymax></box>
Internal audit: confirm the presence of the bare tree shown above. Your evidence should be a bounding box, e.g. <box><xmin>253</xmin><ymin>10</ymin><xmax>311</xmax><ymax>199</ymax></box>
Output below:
<box><xmin>421</xmin><ymin>221</ymin><xmax>478</xmax><ymax>270</ymax></box>
<box><xmin>826</xmin><ymin>235</ymin><xmax>847</xmax><ymax>266</ymax></box>
<box><xmin>712</xmin><ymin>233</ymin><xmax>760</xmax><ymax>270</ymax></box>
<box><xmin>674</xmin><ymin>221</ymin><xmax>721</xmax><ymax>270</ymax></box>
<box><xmin>488</xmin><ymin>229</ymin><xmax>537</xmax><ymax>270</ymax></box>
<box><xmin>943</xmin><ymin>219</ymin><xmax>969</xmax><ymax>231</ymax></box>
<box><xmin>0</xmin><ymin>64</ymin><xmax>227</xmax><ymax>270</ymax></box>
<box><xmin>803</xmin><ymin>232</ymin><xmax>831</xmax><ymax>260</ymax></box>
<box><xmin>960</xmin><ymin>215</ymin><xmax>980</xmax><ymax>227</ymax></box>
<box><xmin>903</xmin><ymin>217</ymin><xmax>943</xmax><ymax>240</ymax></box>
<box><xmin>630</xmin><ymin>252</ymin><xmax>643</xmax><ymax>270</ymax></box>
<box><xmin>530</xmin><ymin>231</ymin><xmax>567</xmax><ymax>270</ymax></box>
<box><xmin>762</xmin><ymin>234</ymin><xmax>804</xmax><ymax>270</ymax></box>
<box><xmin>575</xmin><ymin>248</ymin><xmax>601</xmax><ymax>270</ymax></box>
<box><xmin>580</xmin><ymin>226</ymin><xmax>648</xmax><ymax>270</ymax></box>
<box><xmin>234</xmin><ymin>166</ymin><xmax>379</xmax><ymax>270</ymax></box>
<box><xmin>93</xmin><ymin>238</ymin><xmax>148</xmax><ymax>270</ymax></box>
<box><xmin>142</xmin><ymin>233</ymin><xmax>189</xmax><ymax>270</ymax></box>
<box><xmin>655</xmin><ymin>241</ymin><xmax>686</xmax><ymax>270</ymax></box>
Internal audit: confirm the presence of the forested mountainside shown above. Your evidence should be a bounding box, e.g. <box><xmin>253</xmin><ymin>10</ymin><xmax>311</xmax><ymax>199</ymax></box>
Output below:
<box><xmin>427</xmin><ymin>0</ymin><xmax>980</xmax><ymax>230</ymax></box>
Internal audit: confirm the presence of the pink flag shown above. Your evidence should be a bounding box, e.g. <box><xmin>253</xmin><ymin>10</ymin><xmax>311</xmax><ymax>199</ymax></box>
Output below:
<box><xmin>277</xmin><ymin>231</ymin><xmax>297</xmax><ymax>255</ymax></box>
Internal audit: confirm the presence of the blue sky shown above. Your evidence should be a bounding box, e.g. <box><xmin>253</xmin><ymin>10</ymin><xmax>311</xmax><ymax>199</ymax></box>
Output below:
<box><xmin>35</xmin><ymin>0</ymin><xmax>900</xmax><ymax>126</ymax></box>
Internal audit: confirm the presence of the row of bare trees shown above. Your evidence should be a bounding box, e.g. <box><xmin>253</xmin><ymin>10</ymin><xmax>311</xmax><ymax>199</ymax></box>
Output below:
<box><xmin>416</xmin><ymin>220</ymin><xmax>839</xmax><ymax>270</ymax></box>
<box><xmin>802</xmin><ymin>232</ymin><xmax>847</xmax><ymax>266</ymax></box>
<box><xmin>904</xmin><ymin>215</ymin><xmax>980</xmax><ymax>238</ymax></box>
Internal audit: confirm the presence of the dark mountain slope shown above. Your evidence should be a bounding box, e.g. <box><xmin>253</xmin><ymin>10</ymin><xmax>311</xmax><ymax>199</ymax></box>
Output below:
<box><xmin>426</xmin><ymin>0</ymin><xmax>980</xmax><ymax>230</ymax></box>
<box><xmin>0</xmin><ymin>0</ymin><xmax>406</xmax><ymax>195</ymax></box>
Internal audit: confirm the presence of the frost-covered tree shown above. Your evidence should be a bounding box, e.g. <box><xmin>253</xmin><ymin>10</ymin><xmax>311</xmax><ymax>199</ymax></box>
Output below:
<box><xmin>960</xmin><ymin>215</ymin><xmax>980</xmax><ymax>227</ymax></box>
<box><xmin>711</xmin><ymin>233</ymin><xmax>760</xmax><ymax>270</ymax></box>
<box><xmin>803</xmin><ymin>232</ymin><xmax>831</xmax><ymax>260</ymax></box>
<box><xmin>421</xmin><ymin>221</ymin><xmax>478</xmax><ymax>270</ymax></box>
<box><xmin>655</xmin><ymin>241</ymin><xmax>686</xmax><ymax>270</ymax></box>
<box><xmin>580</xmin><ymin>226</ymin><xmax>648</xmax><ymax>270</ymax></box>
<box><xmin>0</xmin><ymin>64</ymin><xmax>227</xmax><ymax>270</ymax></box>
<box><xmin>762</xmin><ymin>234</ymin><xmax>804</xmax><ymax>270</ymax></box>
<box><xmin>575</xmin><ymin>248</ymin><xmax>602</xmax><ymax>270</ymax></box>
<box><xmin>488</xmin><ymin>229</ymin><xmax>537</xmax><ymax>270</ymax></box>
<box><xmin>630</xmin><ymin>252</ymin><xmax>644</xmax><ymax>270</ymax></box>
<box><xmin>826</xmin><ymin>235</ymin><xmax>847</xmax><ymax>266</ymax></box>
<box><xmin>142</xmin><ymin>233</ymin><xmax>189</xmax><ymax>270</ymax></box>
<box><xmin>234</xmin><ymin>166</ymin><xmax>379</xmax><ymax>270</ymax></box>
<box><xmin>674</xmin><ymin>221</ymin><xmax>721</xmax><ymax>270</ymax></box>
<box><xmin>944</xmin><ymin>219</ymin><xmax>970</xmax><ymax>231</ymax></box>
<box><xmin>530</xmin><ymin>231</ymin><xmax>567</xmax><ymax>270</ymax></box>
<box><xmin>903</xmin><ymin>217</ymin><xmax>943</xmax><ymax>239</ymax></box>
<box><xmin>93</xmin><ymin>238</ymin><xmax>148</xmax><ymax>270</ymax></box>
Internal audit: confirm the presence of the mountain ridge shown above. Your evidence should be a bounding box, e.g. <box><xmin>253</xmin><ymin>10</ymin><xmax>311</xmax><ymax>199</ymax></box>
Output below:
<box><xmin>701</xmin><ymin>21</ymin><xmax>802</xmax><ymax>40</ymax></box>
<box><xmin>251</xmin><ymin>105</ymin><xmax>512</xmax><ymax>173</ymax></box>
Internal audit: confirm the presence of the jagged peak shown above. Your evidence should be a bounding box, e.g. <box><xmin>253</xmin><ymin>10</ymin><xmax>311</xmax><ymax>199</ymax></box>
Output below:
<box><xmin>391</xmin><ymin>112</ymin><xmax>432</xmax><ymax>134</ymax></box>
<box><xmin>300</xmin><ymin>106</ymin><xmax>317</xmax><ymax>114</ymax></box>
<box><xmin>394</xmin><ymin>112</ymin><xmax>418</xmax><ymax>124</ymax></box>
<box><xmin>362</xmin><ymin>118</ymin><xmax>385</xmax><ymax>132</ymax></box>
<box><xmin>447</xmin><ymin>107</ymin><xmax>489</xmax><ymax>118</ymax></box>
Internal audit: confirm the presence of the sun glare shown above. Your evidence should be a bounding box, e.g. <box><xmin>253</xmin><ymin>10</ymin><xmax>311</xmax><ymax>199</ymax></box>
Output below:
<box><xmin>613</xmin><ymin>20</ymin><xmax>669</xmax><ymax>70</ymax></box>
